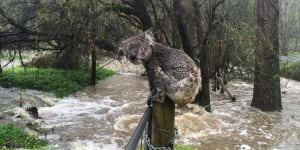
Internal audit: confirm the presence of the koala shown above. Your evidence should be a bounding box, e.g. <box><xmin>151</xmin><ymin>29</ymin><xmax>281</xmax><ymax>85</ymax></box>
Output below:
<box><xmin>119</xmin><ymin>31</ymin><xmax>201</xmax><ymax>106</ymax></box>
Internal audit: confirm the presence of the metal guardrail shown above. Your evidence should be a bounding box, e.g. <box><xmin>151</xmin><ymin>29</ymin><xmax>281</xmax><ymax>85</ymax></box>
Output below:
<box><xmin>125</xmin><ymin>107</ymin><xmax>152</xmax><ymax>150</ymax></box>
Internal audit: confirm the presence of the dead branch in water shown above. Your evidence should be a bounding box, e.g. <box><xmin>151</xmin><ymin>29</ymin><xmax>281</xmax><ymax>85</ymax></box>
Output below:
<box><xmin>216</xmin><ymin>77</ymin><xmax>236</xmax><ymax>101</ymax></box>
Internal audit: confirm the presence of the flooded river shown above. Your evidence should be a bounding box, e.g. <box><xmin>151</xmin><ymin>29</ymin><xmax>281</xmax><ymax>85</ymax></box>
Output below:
<box><xmin>0</xmin><ymin>73</ymin><xmax>300</xmax><ymax>150</ymax></box>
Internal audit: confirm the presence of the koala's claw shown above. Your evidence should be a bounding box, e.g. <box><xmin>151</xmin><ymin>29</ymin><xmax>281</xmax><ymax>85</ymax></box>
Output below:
<box><xmin>147</xmin><ymin>88</ymin><xmax>166</xmax><ymax>106</ymax></box>
<box><xmin>154</xmin><ymin>67</ymin><xmax>162</xmax><ymax>76</ymax></box>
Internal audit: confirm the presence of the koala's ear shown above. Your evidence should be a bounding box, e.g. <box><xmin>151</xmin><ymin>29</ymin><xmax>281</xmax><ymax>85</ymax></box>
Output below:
<box><xmin>143</xmin><ymin>28</ymin><xmax>154</xmax><ymax>45</ymax></box>
<box><xmin>144</xmin><ymin>28</ymin><xmax>153</xmax><ymax>37</ymax></box>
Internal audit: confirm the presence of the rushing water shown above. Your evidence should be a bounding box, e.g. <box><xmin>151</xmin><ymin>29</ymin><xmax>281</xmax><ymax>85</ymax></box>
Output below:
<box><xmin>0</xmin><ymin>73</ymin><xmax>300</xmax><ymax>150</ymax></box>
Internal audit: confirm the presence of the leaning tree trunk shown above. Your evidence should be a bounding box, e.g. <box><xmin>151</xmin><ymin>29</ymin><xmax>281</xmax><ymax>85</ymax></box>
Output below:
<box><xmin>198</xmin><ymin>44</ymin><xmax>211</xmax><ymax>112</ymax></box>
<box><xmin>252</xmin><ymin>0</ymin><xmax>282</xmax><ymax>111</ymax></box>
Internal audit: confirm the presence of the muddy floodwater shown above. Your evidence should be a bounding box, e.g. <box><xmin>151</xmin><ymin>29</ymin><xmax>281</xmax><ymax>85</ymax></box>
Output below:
<box><xmin>0</xmin><ymin>73</ymin><xmax>300</xmax><ymax>150</ymax></box>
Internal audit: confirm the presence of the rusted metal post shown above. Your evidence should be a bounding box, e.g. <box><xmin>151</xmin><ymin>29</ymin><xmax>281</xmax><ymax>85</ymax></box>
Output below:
<box><xmin>151</xmin><ymin>97</ymin><xmax>175</xmax><ymax>149</ymax></box>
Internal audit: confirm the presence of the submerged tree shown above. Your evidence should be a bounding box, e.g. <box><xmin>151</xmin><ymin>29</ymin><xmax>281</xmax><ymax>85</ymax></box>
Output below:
<box><xmin>192</xmin><ymin>0</ymin><xmax>225</xmax><ymax>112</ymax></box>
<box><xmin>252</xmin><ymin>0</ymin><xmax>282</xmax><ymax>111</ymax></box>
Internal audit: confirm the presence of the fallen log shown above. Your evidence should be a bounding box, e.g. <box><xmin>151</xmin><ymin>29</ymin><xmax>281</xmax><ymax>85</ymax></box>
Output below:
<box><xmin>216</xmin><ymin>77</ymin><xmax>236</xmax><ymax>101</ymax></box>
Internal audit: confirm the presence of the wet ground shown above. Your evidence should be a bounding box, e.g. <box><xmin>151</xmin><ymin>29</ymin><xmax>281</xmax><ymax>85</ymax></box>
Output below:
<box><xmin>0</xmin><ymin>73</ymin><xmax>300</xmax><ymax>150</ymax></box>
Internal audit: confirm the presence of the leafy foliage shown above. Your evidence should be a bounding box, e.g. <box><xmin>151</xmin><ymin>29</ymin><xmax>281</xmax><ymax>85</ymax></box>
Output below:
<box><xmin>288</xmin><ymin>51</ymin><xmax>300</xmax><ymax>58</ymax></box>
<box><xmin>280</xmin><ymin>51</ymin><xmax>300</xmax><ymax>81</ymax></box>
<box><xmin>0</xmin><ymin>67</ymin><xmax>116</xmax><ymax>97</ymax></box>
<box><xmin>209</xmin><ymin>21</ymin><xmax>256</xmax><ymax>82</ymax></box>
<box><xmin>289</xmin><ymin>62</ymin><xmax>300</xmax><ymax>80</ymax></box>
<box><xmin>0</xmin><ymin>124</ymin><xmax>48</xmax><ymax>149</ymax></box>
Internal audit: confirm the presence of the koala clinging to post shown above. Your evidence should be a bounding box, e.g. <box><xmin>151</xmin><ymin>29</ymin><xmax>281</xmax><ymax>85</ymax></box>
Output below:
<box><xmin>119</xmin><ymin>30</ymin><xmax>201</xmax><ymax>106</ymax></box>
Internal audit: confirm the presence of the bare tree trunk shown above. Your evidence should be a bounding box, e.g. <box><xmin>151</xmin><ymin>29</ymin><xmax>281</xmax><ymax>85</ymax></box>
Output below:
<box><xmin>88</xmin><ymin>0</ymin><xmax>97</xmax><ymax>85</ymax></box>
<box><xmin>133</xmin><ymin>0</ymin><xmax>152</xmax><ymax>30</ymax></box>
<box><xmin>90</xmin><ymin>47</ymin><xmax>96</xmax><ymax>85</ymax></box>
<box><xmin>160</xmin><ymin>0</ymin><xmax>181</xmax><ymax>48</ymax></box>
<box><xmin>199</xmin><ymin>44</ymin><xmax>211</xmax><ymax>112</ymax></box>
<box><xmin>173</xmin><ymin>0</ymin><xmax>193</xmax><ymax>58</ymax></box>
<box><xmin>252</xmin><ymin>0</ymin><xmax>282</xmax><ymax>111</ymax></box>
<box><xmin>193</xmin><ymin>0</ymin><xmax>211</xmax><ymax>112</ymax></box>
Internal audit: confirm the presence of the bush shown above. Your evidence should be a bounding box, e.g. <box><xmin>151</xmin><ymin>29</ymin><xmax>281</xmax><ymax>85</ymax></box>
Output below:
<box><xmin>28</xmin><ymin>54</ymin><xmax>57</xmax><ymax>68</ymax></box>
<box><xmin>280</xmin><ymin>51</ymin><xmax>300</xmax><ymax>81</ymax></box>
<box><xmin>280</xmin><ymin>61</ymin><xmax>300</xmax><ymax>81</ymax></box>
<box><xmin>0</xmin><ymin>67</ymin><xmax>116</xmax><ymax>97</ymax></box>
<box><xmin>289</xmin><ymin>62</ymin><xmax>300</xmax><ymax>80</ymax></box>
<box><xmin>0</xmin><ymin>124</ymin><xmax>47</xmax><ymax>149</ymax></box>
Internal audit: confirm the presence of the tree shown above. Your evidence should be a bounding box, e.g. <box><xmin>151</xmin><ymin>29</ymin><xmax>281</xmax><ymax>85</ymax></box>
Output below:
<box><xmin>192</xmin><ymin>0</ymin><xmax>224</xmax><ymax>112</ymax></box>
<box><xmin>173</xmin><ymin>0</ymin><xmax>193</xmax><ymax>57</ymax></box>
<box><xmin>133</xmin><ymin>0</ymin><xmax>152</xmax><ymax>30</ymax></box>
<box><xmin>0</xmin><ymin>0</ymin><xmax>130</xmax><ymax>84</ymax></box>
<box><xmin>252</xmin><ymin>0</ymin><xmax>282</xmax><ymax>111</ymax></box>
<box><xmin>279</xmin><ymin>0</ymin><xmax>300</xmax><ymax>54</ymax></box>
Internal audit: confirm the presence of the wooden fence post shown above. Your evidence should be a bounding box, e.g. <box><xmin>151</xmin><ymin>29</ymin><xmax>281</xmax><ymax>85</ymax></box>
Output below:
<box><xmin>151</xmin><ymin>97</ymin><xmax>175</xmax><ymax>149</ymax></box>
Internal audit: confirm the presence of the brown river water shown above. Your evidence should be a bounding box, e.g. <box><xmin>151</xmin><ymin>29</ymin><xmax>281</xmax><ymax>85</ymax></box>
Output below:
<box><xmin>0</xmin><ymin>71</ymin><xmax>300</xmax><ymax>150</ymax></box>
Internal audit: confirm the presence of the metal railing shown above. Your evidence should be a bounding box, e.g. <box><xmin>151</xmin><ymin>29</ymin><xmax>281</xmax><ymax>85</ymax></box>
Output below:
<box><xmin>125</xmin><ymin>107</ymin><xmax>152</xmax><ymax>150</ymax></box>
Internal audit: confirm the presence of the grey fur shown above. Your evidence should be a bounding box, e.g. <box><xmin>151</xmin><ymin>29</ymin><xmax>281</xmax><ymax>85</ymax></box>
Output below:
<box><xmin>120</xmin><ymin>31</ymin><xmax>201</xmax><ymax>106</ymax></box>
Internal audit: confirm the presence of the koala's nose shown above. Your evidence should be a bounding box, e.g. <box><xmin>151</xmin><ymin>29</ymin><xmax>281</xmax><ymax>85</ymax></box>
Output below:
<box><xmin>130</xmin><ymin>51</ymin><xmax>137</xmax><ymax>60</ymax></box>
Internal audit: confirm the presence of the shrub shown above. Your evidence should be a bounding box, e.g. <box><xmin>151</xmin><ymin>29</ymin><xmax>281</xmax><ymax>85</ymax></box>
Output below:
<box><xmin>280</xmin><ymin>51</ymin><xmax>300</xmax><ymax>81</ymax></box>
<box><xmin>28</xmin><ymin>54</ymin><xmax>57</xmax><ymax>68</ymax></box>
<box><xmin>280</xmin><ymin>61</ymin><xmax>300</xmax><ymax>81</ymax></box>
<box><xmin>289</xmin><ymin>62</ymin><xmax>300</xmax><ymax>81</ymax></box>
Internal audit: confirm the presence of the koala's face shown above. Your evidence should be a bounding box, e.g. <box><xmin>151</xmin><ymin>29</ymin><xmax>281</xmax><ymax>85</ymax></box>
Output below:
<box><xmin>119</xmin><ymin>32</ymin><xmax>154</xmax><ymax>65</ymax></box>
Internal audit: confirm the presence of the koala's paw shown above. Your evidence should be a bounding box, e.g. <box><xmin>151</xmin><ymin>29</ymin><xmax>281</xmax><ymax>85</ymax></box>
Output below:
<box><xmin>154</xmin><ymin>67</ymin><xmax>162</xmax><ymax>76</ymax></box>
<box><xmin>148</xmin><ymin>88</ymin><xmax>165</xmax><ymax>105</ymax></box>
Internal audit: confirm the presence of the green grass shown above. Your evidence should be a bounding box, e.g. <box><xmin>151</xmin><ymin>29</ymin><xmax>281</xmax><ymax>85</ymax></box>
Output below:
<box><xmin>288</xmin><ymin>51</ymin><xmax>300</xmax><ymax>58</ymax></box>
<box><xmin>288</xmin><ymin>38</ymin><xmax>300</xmax><ymax>49</ymax></box>
<box><xmin>280</xmin><ymin>51</ymin><xmax>300</xmax><ymax>81</ymax></box>
<box><xmin>0</xmin><ymin>124</ymin><xmax>48</xmax><ymax>149</ymax></box>
<box><xmin>0</xmin><ymin>67</ymin><xmax>116</xmax><ymax>97</ymax></box>
<box><xmin>0</xmin><ymin>54</ymin><xmax>30</xmax><ymax>60</ymax></box>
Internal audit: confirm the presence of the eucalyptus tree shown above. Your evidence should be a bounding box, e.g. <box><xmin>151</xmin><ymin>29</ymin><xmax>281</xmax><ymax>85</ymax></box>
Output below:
<box><xmin>252</xmin><ymin>0</ymin><xmax>282</xmax><ymax>111</ymax></box>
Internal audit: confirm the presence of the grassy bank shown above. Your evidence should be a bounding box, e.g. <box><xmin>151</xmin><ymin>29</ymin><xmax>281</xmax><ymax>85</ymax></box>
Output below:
<box><xmin>0</xmin><ymin>67</ymin><xmax>116</xmax><ymax>97</ymax></box>
<box><xmin>280</xmin><ymin>51</ymin><xmax>300</xmax><ymax>81</ymax></box>
<box><xmin>280</xmin><ymin>61</ymin><xmax>300</xmax><ymax>81</ymax></box>
<box><xmin>0</xmin><ymin>124</ymin><xmax>48</xmax><ymax>149</ymax></box>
